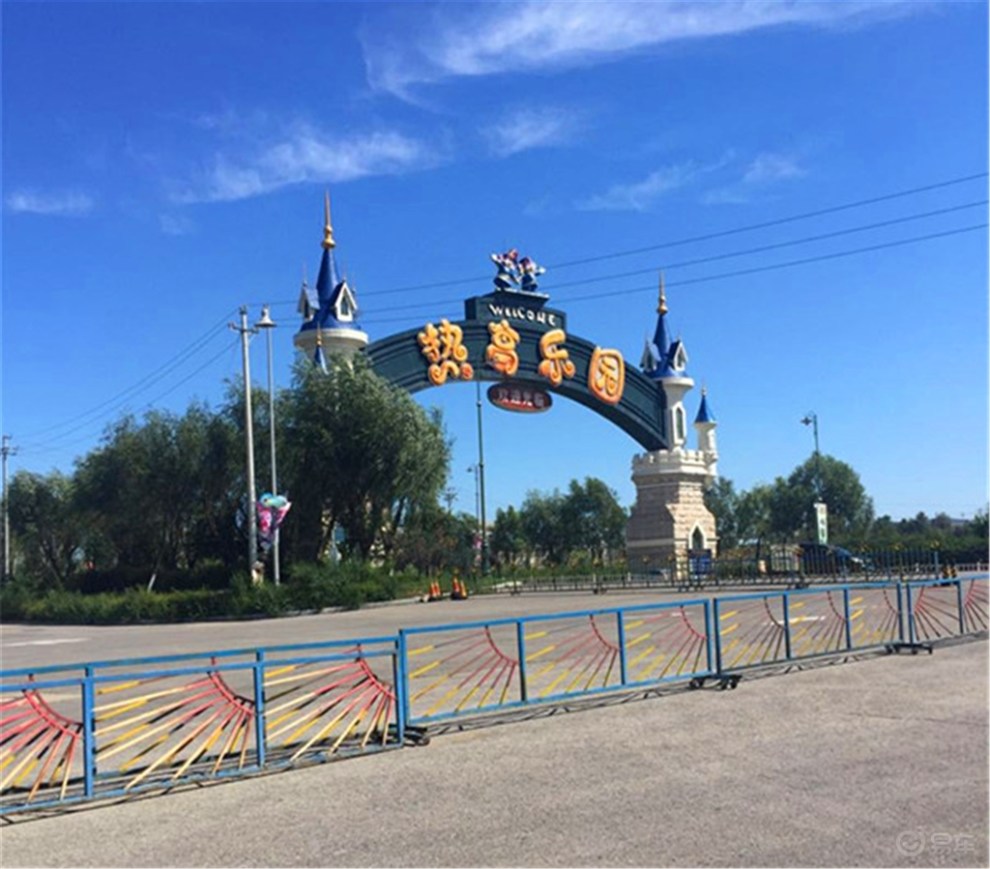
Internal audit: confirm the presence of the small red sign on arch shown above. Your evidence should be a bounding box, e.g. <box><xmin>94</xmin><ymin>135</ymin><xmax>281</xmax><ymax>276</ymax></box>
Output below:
<box><xmin>488</xmin><ymin>383</ymin><xmax>553</xmax><ymax>414</ymax></box>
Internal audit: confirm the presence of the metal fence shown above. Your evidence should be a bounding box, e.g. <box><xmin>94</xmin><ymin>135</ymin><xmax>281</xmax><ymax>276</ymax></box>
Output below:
<box><xmin>488</xmin><ymin>549</ymin><xmax>987</xmax><ymax>594</ymax></box>
<box><xmin>2</xmin><ymin>577</ymin><xmax>986</xmax><ymax>815</ymax></box>
<box><xmin>399</xmin><ymin>599</ymin><xmax>715</xmax><ymax>726</ymax></box>
<box><xmin>1</xmin><ymin>637</ymin><xmax>402</xmax><ymax>815</ymax></box>
<box><xmin>905</xmin><ymin>577</ymin><xmax>989</xmax><ymax>644</ymax></box>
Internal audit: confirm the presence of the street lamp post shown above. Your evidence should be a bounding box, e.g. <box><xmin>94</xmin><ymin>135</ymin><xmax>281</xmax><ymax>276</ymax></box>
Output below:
<box><xmin>475</xmin><ymin>380</ymin><xmax>489</xmax><ymax>574</ymax></box>
<box><xmin>230</xmin><ymin>308</ymin><xmax>259</xmax><ymax>573</ymax></box>
<box><xmin>255</xmin><ymin>305</ymin><xmax>280</xmax><ymax>585</ymax></box>
<box><xmin>800</xmin><ymin>411</ymin><xmax>827</xmax><ymax>544</ymax></box>
<box><xmin>468</xmin><ymin>464</ymin><xmax>481</xmax><ymax>569</ymax></box>
<box><xmin>800</xmin><ymin>412</ymin><xmax>822</xmax><ymax>498</ymax></box>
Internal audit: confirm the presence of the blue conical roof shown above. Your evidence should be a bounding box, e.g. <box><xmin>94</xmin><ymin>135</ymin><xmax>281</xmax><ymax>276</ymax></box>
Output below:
<box><xmin>315</xmin><ymin>247</ymin><xmax>342</xmax><ymax>327</ymax></box>
<box><xmin>695</xmin><ymin>390</ymin><xmax>715</xmax><ymax>424</ymax></box>
<box><xmin>299</xmin><ymin>193</ymin><xmax>362</xmax><ymax>334</ymax></box>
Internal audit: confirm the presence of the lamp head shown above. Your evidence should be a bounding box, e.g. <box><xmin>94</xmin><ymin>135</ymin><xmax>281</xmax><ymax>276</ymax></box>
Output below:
<box><xmin>255</xmin><ymin>305</ymin><xmax>276</xmax><ymax>330</ymax></box>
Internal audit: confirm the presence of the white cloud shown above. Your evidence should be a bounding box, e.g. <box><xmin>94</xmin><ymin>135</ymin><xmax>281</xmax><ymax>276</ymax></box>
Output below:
<box><xmin>577</xmin><ymin>154</ymin><xmax>730</xmax><ymax>211</ymax></box>
<box><xmin>743</xmin><ymin>152</ymin><xmax>805</xmax><ymax>184</ymax></box>
<box><xmin>5</xmin><ymin>190</ymin><xmax>94</xmax><ymax>216</ymax></box>
<box><xmin>364</xmin><ymin>1</ymin><xmax>920</xmax><ymax>98</ymax></box>
<box><xmin>486</xmin><ymin>106</ymin><xmax>583</xmax><ymax>157</ymax></box>
<box><xmin>702</xmin><ymin>151</ymin><xmax>806</xmax><ymax>204</ymax></box>
<box><xmin>172</xmin><ymin>125</ymin><xmax>441</xmax><ymax>203</ymax></box>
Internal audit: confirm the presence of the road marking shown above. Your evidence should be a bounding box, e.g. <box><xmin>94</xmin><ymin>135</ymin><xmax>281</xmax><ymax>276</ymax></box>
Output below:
<box><xmin>4</xmin><ymin>638</ymin><xmax>88</xmax><ymax>647</ymax></box>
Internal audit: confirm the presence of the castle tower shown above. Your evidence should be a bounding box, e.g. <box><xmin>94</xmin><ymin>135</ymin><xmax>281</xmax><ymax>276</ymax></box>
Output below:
<box><xmin>694</xmin><ymin>387</ymin><xmax>718</xmax><ymax>487</ymax></box>
<box><xmin>626</xmin><ymin>276</ymin><xmax>718</xmax><ymax>572</ymax></box>
<box><xmin>294</xmin><ymin>192</ymin><xmax>369</xmax><ymax>362</ymax></box>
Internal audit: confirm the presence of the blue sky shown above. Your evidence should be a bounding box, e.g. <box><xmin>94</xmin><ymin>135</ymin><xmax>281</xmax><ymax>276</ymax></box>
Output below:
<box><xmin>2</xmin><ymin>1</ymin><xmax>988</xmax><ymax>523</ymax></box>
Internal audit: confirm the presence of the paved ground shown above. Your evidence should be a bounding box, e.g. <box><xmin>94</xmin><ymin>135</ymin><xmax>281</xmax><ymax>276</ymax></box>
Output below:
<box><xmin>2</xmin><ymin>636</ymin><xmax>986</xmax><ymax>868</ymax></box>
<box><xmin>0</xmin><ymin>589</ymin><xmax>726</xmax><ymax>671</ymax></box>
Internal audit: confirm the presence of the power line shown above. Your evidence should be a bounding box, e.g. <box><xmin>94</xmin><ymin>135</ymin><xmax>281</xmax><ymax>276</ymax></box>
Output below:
<box><xmin>566</xmin><ymin>223</ymin><xmax>988</xmax><ymax>304</ymax></box>
<box><xmin>350</xmin><ymin>172</ymin><xmax>989</xmax><ymax>298</ymax></box>
<box><xmin>540</xmin><ymin>200</ymin><xmax>987</xmax><ymax>293</ymax></box>
<box><xmin>19</xmin><ymin>326</ymin><xmax>239</xmax><ymax>452</ymax></box>
<box><xmin>263</xmin><ymin>197</ymin><xmax>988</xmax><ymax>319</ymax></box>
<box><xmin>17</xmin><ymin>309</ymin><xmax>238</xmax><ymax>443</ymax></box>
<box><xmin>356</xmin><ymin>222</ymin><xmax>987</xmax><ymax>322</ymax></box>
<box><xmin>18</xmin><ymin>338</ymin><xmax>242</xmax><ymax>457</ymax></box>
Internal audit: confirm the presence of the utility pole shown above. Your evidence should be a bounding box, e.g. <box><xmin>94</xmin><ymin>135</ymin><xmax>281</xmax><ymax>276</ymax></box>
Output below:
<box><xmin>255</xmin><ymin>305</ymin><xmax>280</xmax><ymax>585</ymax></box>
<box><xmin>230</xmin><ymin>308</ymin><xmax>259</xmax><ymax>573</ymax></box>
<box><xmin>2</xmin><ymin>435</ymin><xmax>17</xmax><ymax>582</ymax></box>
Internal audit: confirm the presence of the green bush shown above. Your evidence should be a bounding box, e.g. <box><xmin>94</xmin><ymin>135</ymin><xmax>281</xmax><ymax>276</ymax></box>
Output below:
<box><xmin>0</xmin><ymin>583</ymin><xmax>231</xmax><ymax>625</ymax></box>
<box><xmin>1</xmin><ymin>561</ymin><xmax>426</xmax><ymax>625</ymax></box>
<box><xmin>68</xmin><ymin>562</ymin><xmax>234</xmax><ymax>595</ymax></box>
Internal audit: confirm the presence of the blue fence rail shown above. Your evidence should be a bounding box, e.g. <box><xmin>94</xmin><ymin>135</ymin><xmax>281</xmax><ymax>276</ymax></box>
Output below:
<box><xmin>2</xmin><ymin>578</ymin><xmax>986</xmax><ymax>814</ymax></box>
<box><xmin>399</xmin><ymin>599</ymin><xmax>716</xmax><ymax>726</ymax></box>
<box><xmin>1</xmin><ymin>637</ymin><xmax>404</xmax><ymax>815</ymax></box>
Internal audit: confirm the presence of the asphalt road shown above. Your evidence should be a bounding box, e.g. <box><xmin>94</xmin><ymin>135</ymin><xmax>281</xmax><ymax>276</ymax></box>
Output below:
<box><xmin>2</xmin><ymin>635</ymin><xmax>986</xmax><ymax>868</ymax></box>
<box><xmin>0</xmin><ymin>589</ymin><xmax>725</xmax><ymax>671</ymax></box>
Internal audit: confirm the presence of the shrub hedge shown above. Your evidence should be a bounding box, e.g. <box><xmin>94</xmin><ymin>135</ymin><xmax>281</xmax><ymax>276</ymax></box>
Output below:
<box><xmin>0</xmin><ymin>562</ymin><xmax>426</xmax><ymax>625</ymax></box>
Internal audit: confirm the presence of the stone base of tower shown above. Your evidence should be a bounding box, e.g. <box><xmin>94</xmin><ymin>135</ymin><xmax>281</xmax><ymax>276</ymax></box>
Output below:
<box><xmin>626</xmin><ymin>449</ymin><xmax>717</xmax><ymax>574</ymax></box>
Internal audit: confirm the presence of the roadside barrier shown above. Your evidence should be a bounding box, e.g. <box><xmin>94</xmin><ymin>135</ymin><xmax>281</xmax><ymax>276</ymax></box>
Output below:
<box><xmin>399</xmin><ymin>599</ymin><xmax>714</xmax><ymax>726</ymax></box>
<box><xmin>1</xmin><ymin>637</ymin><xmax>402</xmax><ymax>815</ymax></box>
<box><xmin>2</xmin><ymin>578</ymin><xmax>986</xmax><ymax>815</ymax></box>
<box><xmin>904</xmin><ymin>577</ymin><xmax>989</xmax><ymax>645</ymax></box>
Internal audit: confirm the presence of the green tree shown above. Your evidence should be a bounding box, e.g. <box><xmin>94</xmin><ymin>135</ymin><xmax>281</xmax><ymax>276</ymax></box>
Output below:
<box><xmin>560</xmin><ymin>477</ymin><xmax>627</xmax><ymax>565</ymax></box>
<box><xmin>736</xmin><ymin>484</ymin><xmax>774</xmax><ymax>545</ymax></box>
<box><xmin>7</xmin><ymin>470</ymin><xmax>86</xmax><ymax>588</ymax></box>
<box><xmin>490</xmin><ymin>505</ymin><xmax>526</xmax><ymax>569</ymax></box>
<box><xmin>73</xmin><ymin>404</ymin><xmax>242</xmax><ymax>571</ymax></box>
<box><xmin>704</xmin><ymin>478</ymin><xmax>740</xmax><ymax>551</ymax></box>
<box><xmin>519</xmin><ymin>489</ymin><xmax>568</xmax><ymax>566</ymax></box>
<box><xmin>278</xmin><ymin>356</ymin><xmax>450</xmax><ymax>561</ymax></box>
<box><xmin>768</xmin><ymin>455</ymin><xmax>874</xmax><ymax>543</ymax></box>
<box><xmin>393</xmin><ymin>505</ymin><xmax>475</xmax><ymax>575</ymax></box>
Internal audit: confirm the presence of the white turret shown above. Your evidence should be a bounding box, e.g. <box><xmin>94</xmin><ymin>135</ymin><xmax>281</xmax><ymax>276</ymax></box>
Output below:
<box><xmin>694</xmin><ymin>387</ymin><xmax>718</xmax><ymax>487</ymax></box>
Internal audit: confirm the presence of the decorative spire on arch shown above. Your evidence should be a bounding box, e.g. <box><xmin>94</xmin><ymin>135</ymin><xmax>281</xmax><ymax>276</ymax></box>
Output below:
<box><xmin>322</xmin><ymin>190</ymin><xmax>336</xmax><ymax>250</ymax></box>
<box><xmin>695</xmin><ymin>386</ymin><xmax>716</xmax><ymax>424</ymax></box>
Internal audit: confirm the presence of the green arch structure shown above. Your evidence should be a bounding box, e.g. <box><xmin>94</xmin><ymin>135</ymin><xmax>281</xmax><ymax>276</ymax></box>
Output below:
<box><xmin>364</xmin><ymin>292</ymin><xmax>668</xmax><ymax>451</ymax></box>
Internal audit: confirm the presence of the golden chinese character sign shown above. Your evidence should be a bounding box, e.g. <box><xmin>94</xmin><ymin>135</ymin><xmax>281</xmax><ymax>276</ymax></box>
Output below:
<box><xmin>485</xmin><ymin>319</ymin><xmax>520</xmax><ymax>376</ymax></box>
<box><xmin>537</xmin><ymin>328</ymin><xmax>576</xmax><ymax>387</ymax></box>
<box><xmin>588</xmin><ymin>347</ymin><xmax>625</xmax><ymax>405</ymax></box>
<box><xmin>417</xmin><ymin>319</ymin><xmax>474</xmax><ymax>385</ymax></box>
<box><xmin>367</xmin><ymin>274</ymin><xmax>667</xmax><ymax>451</ymax></box>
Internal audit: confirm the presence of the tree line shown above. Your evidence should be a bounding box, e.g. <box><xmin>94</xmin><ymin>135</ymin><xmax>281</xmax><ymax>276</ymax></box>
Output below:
<box><xmin>488</xmin><ymin>477</ymin><xmax>628</xmax><ymax>571</ymax></box>
<box><xmin>705</xmin><ymin>455</ymin><xmax>987</xmax><ymax>561</ymax></box>
<box><xmin>6</xmin><ymin>358</ymin><xmax>459</xmax><ymax>589</ymax></box>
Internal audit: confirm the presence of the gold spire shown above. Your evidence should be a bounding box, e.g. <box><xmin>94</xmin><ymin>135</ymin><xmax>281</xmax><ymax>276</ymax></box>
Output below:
<box><xmin>657</xmin><ymin>272</ymin><xmax>668</xmax><ymax>315</ymax></box>
<box><xmin>321</xmin><ymin>191</ymin><xmax>335</xmax><ymax>250</ymax></box>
